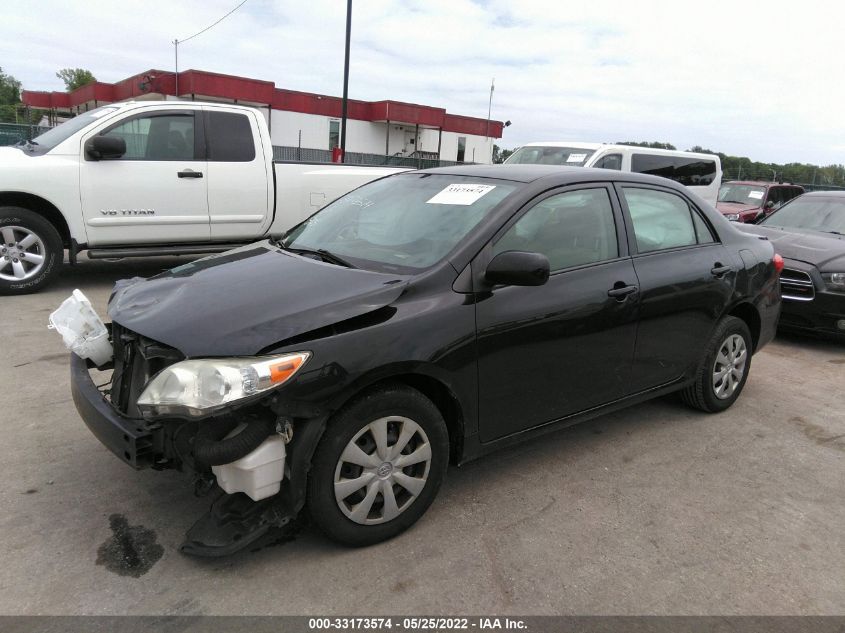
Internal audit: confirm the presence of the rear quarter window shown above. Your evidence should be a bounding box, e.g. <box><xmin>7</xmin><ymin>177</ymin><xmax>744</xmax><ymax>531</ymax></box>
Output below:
<box><xmin>206</xmin><ymin>111</ymin><xmax>256</xmax><ymax>162</ymax></box>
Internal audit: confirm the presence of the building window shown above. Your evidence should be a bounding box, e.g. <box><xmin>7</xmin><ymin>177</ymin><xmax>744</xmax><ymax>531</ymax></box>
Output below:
<box><xmin>329</xmin><ymin>120</ymin><xmax>340</xmax><ymax>149</ymax></box>
<box><xmin>457</xmin><ymin>136</ymin><xmax>466</xmax><ymax>162</ymax></box>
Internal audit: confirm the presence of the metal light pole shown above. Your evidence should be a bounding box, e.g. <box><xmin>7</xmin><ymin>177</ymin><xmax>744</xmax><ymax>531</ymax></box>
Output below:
<box><xmin>173</xmin><ymin>39</ymin><xmax>179</xmax><ymax>98</ymax></box>
<box><xmin>486</xmin><ymin>78</ymin><xmax>494</xmax><ymax>137</ymax></box>
<box><xmin>339</xmin><ymin>0</ymin><xmax>352</xmax><ymax>163</ymax></box>
<box><xmin>486</xmin><ymin>78</ymin><xmax>494</xmax><ymax>162</ymax></box>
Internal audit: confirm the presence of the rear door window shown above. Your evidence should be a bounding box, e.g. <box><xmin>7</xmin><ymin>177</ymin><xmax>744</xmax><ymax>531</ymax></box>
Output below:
<box><xmin>622</xmin><ymin>187</ymin><xmax>715</xmax><ymax>253</ymax></box>
<box><xmin>205</xmin><ymin>111</ymin><xmax>256</xmax><ymax>162</ymax></box>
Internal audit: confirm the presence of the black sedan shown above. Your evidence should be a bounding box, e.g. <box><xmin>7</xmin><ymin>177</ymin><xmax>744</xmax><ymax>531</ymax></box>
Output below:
<box><xmin>737</xmin><ymin>191</ymin><xmax>845</xmax><ymax>340</ymax></box>
<box><xmin>69</xmin><ymin>165</ymin><xmax>781</xmax><ymax>555</ymax></box>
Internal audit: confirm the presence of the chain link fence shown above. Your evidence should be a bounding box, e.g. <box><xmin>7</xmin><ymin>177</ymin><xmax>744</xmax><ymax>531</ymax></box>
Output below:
<box><xmin>0</xmin><ymin>123</ymin><xmax>51</xmax><ymax>146</ymax></box>
<box><xmin>721</xmin><ymin>168</ymin><xmax>845</xmax><ymax>192</ymax></box>
<box><xmin>273</xmin><ymin>146</ymin><xmax>465</xmax><ymax>169</ymax></box>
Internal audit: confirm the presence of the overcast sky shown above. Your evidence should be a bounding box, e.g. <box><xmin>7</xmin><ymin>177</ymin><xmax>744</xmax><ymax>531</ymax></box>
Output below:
<box><xmin>1</xmin><ymin>0</ymin><xmax>841</xmax><ymax>165</ymax></box>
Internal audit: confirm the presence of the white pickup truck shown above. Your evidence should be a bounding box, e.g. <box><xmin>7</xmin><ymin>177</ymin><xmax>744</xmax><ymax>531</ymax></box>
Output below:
<box><xmin>0</xmin><ymin>101</ymin><xmax>408</xmax><ymax>294</ymax></box>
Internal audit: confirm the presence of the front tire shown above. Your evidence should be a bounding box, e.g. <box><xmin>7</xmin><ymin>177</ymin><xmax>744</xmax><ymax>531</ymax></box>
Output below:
<box><xmin>681</xmin><ymin>316</ymin><xmax>752</xmax><ymax>413</ymax></box>
<box><xmin>307</xmin><ymin>383</ymin><xmax>449</xmax><ymax>546</ymax></box>
<box><xmin>0</xmin><ymin>207</ymin><xmax>63</xmax><ymax>295</ymax></box>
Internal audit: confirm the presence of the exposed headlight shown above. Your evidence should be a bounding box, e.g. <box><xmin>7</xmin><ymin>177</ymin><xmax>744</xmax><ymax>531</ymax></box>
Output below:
<box><xmin>137</xmin><ymin>352</ymin><xmax>310</xmax><ymax>418</ymax></box>
<box><xmin>822</xmin><ymin>272</ymin><xmax>845</xmax><ymax>292</ymax></box>
<box><xmin>725</xmin><ymin>213</ymin><xmax>740</xmax><ymax>222</ymax></box>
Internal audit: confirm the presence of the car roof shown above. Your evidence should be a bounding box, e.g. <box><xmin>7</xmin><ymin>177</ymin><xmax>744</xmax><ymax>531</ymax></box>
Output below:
<box><xmin>802</xmin><ymin>190</ymin><xmax>845</xmax><ymax>197</ymax></box>
<box><xmin>515</xmin><ymin>142</ymin><xmax>717</xmax><ymax>159</ymax></box>
<box><xmin>414</xmin><ymin>164</ymin><xmax>691</xmax><ymax>188</ymax></box>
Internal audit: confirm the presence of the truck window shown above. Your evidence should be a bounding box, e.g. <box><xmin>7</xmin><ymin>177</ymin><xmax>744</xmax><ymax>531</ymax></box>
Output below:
<box><xmin>631</xmin><ymin>154</ymin><xmax>716</xmax><ymax>186</ymax></box>
<box><xmin>101</xmin><ymin>113</ymin><xmax>196</xmax><ymax>161</ymax></box>
<box><xmin>593</xmin><ymin>154</ymin><xmax>622</xmax><ymax>170</ymax></box>
<box><xmin>206</xmin><ymin>111</ymin><xmax>256</xmax><ymax>162</ymax></box>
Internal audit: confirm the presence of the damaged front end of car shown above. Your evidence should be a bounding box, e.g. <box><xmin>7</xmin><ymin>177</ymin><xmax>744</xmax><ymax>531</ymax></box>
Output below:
<box><xmin>70</xmin><ymin>321</ymin><xmax>330</xmax><ymax>556</ymax></box>
<box><xmin>63</xmin><ymin>244</ymin><xmax>410</xmax><ymax>556</ymax></box>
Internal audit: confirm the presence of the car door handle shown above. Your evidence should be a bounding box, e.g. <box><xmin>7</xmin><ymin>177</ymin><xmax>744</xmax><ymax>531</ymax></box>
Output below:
<box><xmin>178</xmin><ymin>169</ymin><xmax>203</xmax><ymax>179</ymax></box>
<box><xmin>607</xmin><ymin>284</ymin><xmax>638</xmax><ymax>300</ymax></box>
<box><xmin>711</xmin><ymin>264</ymin><xmax>732</xmax><ymax>277</ymax></box>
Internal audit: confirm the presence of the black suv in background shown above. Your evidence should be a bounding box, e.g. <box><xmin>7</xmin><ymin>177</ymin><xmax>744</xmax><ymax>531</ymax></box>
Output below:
<box><xmin>717</xmin><ymin>181</ymin><xmax>804</xmax><ymax>223</ymax></box>
<box><xmin>69</xmin><ymin>166</ymin><xmax>782</xmax><ymax>555</ymax></box>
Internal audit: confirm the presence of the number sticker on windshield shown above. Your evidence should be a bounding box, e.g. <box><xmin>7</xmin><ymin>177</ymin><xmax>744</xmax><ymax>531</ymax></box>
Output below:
<box><xmin>567</xmin><ymin>153</ymin><xmax>587</xmax><ymax>162</ymax></box>
<box><xmin>426</xmin><ymin>184</ymin><xmax>496</xmax><ymax>205</ymax></box>
<box><xmin>748</xmin><ymin>191</ymin><xmax>764</xmax><ymax>200</ymax></box>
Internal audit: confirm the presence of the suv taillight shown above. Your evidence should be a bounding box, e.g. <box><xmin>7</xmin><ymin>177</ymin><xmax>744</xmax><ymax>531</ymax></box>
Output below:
<box><xmin>773</xmin><ymin>253</ymin><xmax>784</xmax><ymax>273</ymax></box>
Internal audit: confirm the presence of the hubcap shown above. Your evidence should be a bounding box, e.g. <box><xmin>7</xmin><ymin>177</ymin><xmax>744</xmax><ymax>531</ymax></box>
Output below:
<box><xmin>0</xmin><ymin>226</ymin><xmax>46</xmax><ymax>282</ymax></box>
<box><xmin>712</xmin><ymin>333</ymin><xmax>747</xmax><ymax>400</ymax></box>
<box><xmin>334</xmin><ymin>416</ymin><xmax>432</xmax><ymax>525</ymax></box>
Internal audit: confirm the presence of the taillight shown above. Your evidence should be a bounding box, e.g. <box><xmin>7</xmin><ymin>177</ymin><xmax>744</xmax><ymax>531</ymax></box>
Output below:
<box><xmin>772</xmin><ymin>253</ymin><xmax>784</xmax><ymax>273</ymax></box>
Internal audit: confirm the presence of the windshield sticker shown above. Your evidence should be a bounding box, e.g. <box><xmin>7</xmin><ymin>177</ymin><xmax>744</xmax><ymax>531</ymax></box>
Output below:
<box><xmin>426</xmin><ymin>184</ymin><xmax>496</xmax><ymax>205</ymax></box>
<box><xmin>566</xmin><ymin>153</ymin><xmax>587</xmax><ymax>163</ymax></box>
<box><xmin>748</xmin><ymin>191</ymin><xmax>764</xmax><ymax>200</ymax></box>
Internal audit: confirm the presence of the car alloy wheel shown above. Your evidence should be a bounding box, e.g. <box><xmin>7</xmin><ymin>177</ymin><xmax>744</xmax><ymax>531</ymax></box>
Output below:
<box><xmin>333</xmin><ymin>415</ymin><xmax>432</xmax><ymax>525</ymax></box>
<box><xmin>0</xmin><ymin>225</ymin><xmax>46</xmax><ymax>282</ymax></box>
<box><xmin>711</xmin><ymin>333</ymin><xmax>747</xmax><ymax>400</ymax></box>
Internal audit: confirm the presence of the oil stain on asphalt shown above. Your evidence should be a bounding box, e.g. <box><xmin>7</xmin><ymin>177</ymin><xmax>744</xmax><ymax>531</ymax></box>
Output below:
<box><xmin>96</xmin><ymin>514</ymin><xmax>164</xmax><ymax>577</ymax></box>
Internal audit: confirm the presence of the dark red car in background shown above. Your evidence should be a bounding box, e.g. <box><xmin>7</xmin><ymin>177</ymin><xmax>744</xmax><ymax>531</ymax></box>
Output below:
<box><xmin>717</xmin><ymin>181</ymin><xmax>804</xmax><ymax>223</ymax></box>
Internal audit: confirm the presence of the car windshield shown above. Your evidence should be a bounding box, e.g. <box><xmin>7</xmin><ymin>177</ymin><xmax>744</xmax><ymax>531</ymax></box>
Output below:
<box><xmin>282</xmin><ymin>173</ymin><xmax>518</xmax><ymax>273</ymax></box>
<box><xmin>28</xmin><ymin>106</ymin><xmax>120</xmax><ymax>152</ymax></box>
<box><xmin>718</xmin><ymin>184</ymin><xmax>766</xmax><ymax>205</ymax></box>
<box><xmin>719</xmin><ymin>183</ymin><xmax>766</xmax><ymax>207</ymax></box>
<box><xmin>505</xmin><ymin>146</ymin><xmax>595</xmax><ymax>166</ymax></box>
<box><xmin>762</xmin><ymin>196</ymin><xmax>845</xmax><ymax>234</ymax></box>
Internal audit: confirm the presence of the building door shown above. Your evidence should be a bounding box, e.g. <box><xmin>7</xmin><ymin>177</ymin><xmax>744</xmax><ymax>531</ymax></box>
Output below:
<box><xmin>404</xmin><ymin>131</ymin><xmax>417</xmax><ymax>155</ymax></box>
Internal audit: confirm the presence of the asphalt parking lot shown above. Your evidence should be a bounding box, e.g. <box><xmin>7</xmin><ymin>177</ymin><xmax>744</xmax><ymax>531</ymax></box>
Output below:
<box><xmin>1</xmin><ymin>255</ymin><xmax>843</xmax><ymax>615</ymax></box>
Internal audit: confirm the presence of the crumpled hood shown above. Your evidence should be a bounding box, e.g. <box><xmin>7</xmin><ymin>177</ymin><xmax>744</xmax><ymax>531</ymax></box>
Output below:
<box><xmin>108</xmin><ymin>242</ymin><xmax>409</xmax><ymax>357</ymax></box>
<box><xmin>735</xmin><ymin>224</ymin><xmax>845</xmax><ymax>270</ymax></box>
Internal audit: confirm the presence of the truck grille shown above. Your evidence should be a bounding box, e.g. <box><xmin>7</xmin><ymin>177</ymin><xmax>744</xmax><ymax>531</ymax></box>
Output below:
<box><xmin>779</xmin><ymin>268</ymin><xmax>815</xmax><ymax>302</ymax></box>
<box><xmin>110</xmin><ymin>323</ymin><xmax>183</xmax><ymax>416</ymax></box>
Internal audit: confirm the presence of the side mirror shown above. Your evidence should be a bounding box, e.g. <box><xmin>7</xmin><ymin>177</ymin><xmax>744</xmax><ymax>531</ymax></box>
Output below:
<box><xmin>85</xmin><ymin>136</ymin><xmax>126</xmax><ymax>160</ymax></box>
<box><xmin>485</xmin><ymin>251</ymin><xmax>550</xmax><ymax>287</ymax></box>
<box><xmin>764</xmin><ymin>200</ymin><xmax>775</xmax><ymax>209</ymax></box>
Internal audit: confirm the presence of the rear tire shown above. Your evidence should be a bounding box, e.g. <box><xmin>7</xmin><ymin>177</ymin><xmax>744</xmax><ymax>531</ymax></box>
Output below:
<box><xmin>307</xmin><ymin>383</ymin><xmax>449</xmax><ymax>546</ymax></box>
<box><xmin>0</xmin><ymin>207</ymin><xmax>63</xmax><ymax>295</ymax></box>
<box><xmin>681</xmin><ymin>316</ymin><xmax>752</xmax><ymax>413</ymax></box>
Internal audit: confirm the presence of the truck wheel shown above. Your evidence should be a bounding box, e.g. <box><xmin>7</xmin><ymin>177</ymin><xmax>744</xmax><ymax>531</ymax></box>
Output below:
<box><xmin>0</xmin><ymin>207</ymin><xmax>63</xmax><ymax>295</ymax></box>
<box><xmin>681</xmin><ymin>316</ymin><xmax>752</xmax><ymax>413</ymax></box>
<box><xmin>307</xmin><ymin>383</ymin><xmax>449</xmax><ymax>546</ymax></box>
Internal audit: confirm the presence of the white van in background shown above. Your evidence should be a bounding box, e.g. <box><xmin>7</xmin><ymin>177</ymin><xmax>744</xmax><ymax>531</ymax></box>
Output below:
<box><xmin>504</xmin><ymin>142</ymin><xmax>722</xmax><ymax>205</ymax></box>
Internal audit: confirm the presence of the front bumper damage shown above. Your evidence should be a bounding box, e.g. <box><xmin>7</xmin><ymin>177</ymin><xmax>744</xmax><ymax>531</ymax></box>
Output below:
<box><xmin>70</xmin><ymin>352</ymin><xmax>325</xmax><ymax>557</ymax></box>
<box><xmin>70</xmin><ymin>353</ymin><xmax>159</xmax><ymax>469</ymax></box>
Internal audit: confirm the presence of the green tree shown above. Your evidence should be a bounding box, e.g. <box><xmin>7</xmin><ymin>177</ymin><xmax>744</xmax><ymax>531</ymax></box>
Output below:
<box><xmin>56</xmin><ymin>68</ymin><xmax>96</xmax><ymax>91</ymax></box>
<box><xmin>0</xmin><ymin>67</ymin><xmax>22</xmax><ymax>122</ymax></box>
<box><xmin>492</xmin><ymin>144</ymin><xmax>514</xmax><ymax>164</ymax></box>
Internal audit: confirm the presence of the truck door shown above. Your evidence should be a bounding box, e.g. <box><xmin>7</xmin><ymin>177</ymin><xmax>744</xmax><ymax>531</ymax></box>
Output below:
<box><xmin>79</xmin><ymin>109</ymin><xmax>210</xmax><ymax>246</ymax></box>
<box><xmin>204</xmin><ymin>107</ymin><xmax>273</xmax><ymax>240</ymax></box>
